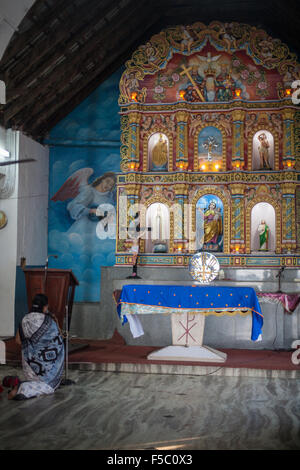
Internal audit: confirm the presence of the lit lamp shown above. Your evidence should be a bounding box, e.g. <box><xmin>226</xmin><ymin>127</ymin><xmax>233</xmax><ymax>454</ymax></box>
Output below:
<box><xmin>177</xmin><ymin>160</ymin><xmax>188</xmax><ymax>170</ymax></box>
<box><xmin>179</xmin><ymin>90</ymin><xmax>186</xmax><ymax>100</ymax></box>
<box><xmin>284</xmin><ymin>159</ymin><xmax>295</xmax><ymax>169</ymax></box>
<box><xmin>131</xmin><ymin>92</ymin><xmax>138</xmax><ymax>102</ymax></box>
<box><xmin>214</xmin><ymin>163</ymin><xmax>220</xmax><ymax>171</ymax></box>
<box><xmin>235</xmin><ymin>88</ymin><xmax>242</xmax><ymax>98</ymax></box>
<box><xmin>128</xmin><ymin>161</ymin><xmax>136</xmax><ymax>171</ymax></box>
<box><xmin>200</xmin><ymin>164</ymin><xmax>206</xmax><ymax>171</ymax></box>
<box><xmin>233</xmin><ymin>161</ymin><xmax>243</xmax><ymax>170</ymax></box>
<box><xmin>285</xmin><ymin>88</ymin><xmax>292</xmax><ymax>97</ymax></box>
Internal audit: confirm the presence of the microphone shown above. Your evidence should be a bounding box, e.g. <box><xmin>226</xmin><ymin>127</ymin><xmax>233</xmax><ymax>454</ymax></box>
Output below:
<box><xmin>45</xmin><ymin>254</ymin><xmax>58</xmax><ymax>267</ymax></box>
<box><xmin>44</xmin><ymin>255</ymin><xmax>58</xmax><ymax>292</ymax></box>
<box><xmin>276</xmin><ymin>266</ymin><xmax>285</xmax><ymax>278</ymax></box>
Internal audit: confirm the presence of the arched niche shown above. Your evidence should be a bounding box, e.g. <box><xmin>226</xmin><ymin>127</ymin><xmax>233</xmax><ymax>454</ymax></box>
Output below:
<box><xmin>252</xmin><ymin>130</ymin><xmax>274</xmax><ymax>171</ymax></box>
<box><xmin>248</xmin><ymin>126</ymin><xmax>279</xmax><ymax>171</ymax></box>
<box><xmin>246</xmin><ymin>196</ymin><xmax>281</xmax><ymax>253</ymax></box>
<box><xmin>196</xmin><ymin>194</ymin><xmax>224</xmax><ymax>252</ymax></box>
<box><xmin>191</xmin><ymin>187</ymin><xmax>230</xmax><ymax>253</ymax></box>
<box><xmin>194</xmin><ymin>124</ymin><xmax>226</xmax><ymax>171</ymax></box>
<box><xmin>145</xmin><ymin>202</ymin><xmax>170</xmax><ymax>253</ymax></box>
<box><xmin>250</xmin><ymin>202</ymin><xmax>276</xmax><ymax>252</ymax></box>
<box><xmin>147</xmin><ymin>132</ymin><xmax>169</xmax><ymax>172</ymax></box>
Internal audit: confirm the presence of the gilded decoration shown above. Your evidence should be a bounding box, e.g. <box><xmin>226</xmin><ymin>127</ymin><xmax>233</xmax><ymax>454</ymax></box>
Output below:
<box><xmin>116</xmin><ymin>21</ymin><xmax>300</xmax><ymax>265</ymax></box>
<box><xmin>119</xmin><ymin>22</ymin><xmax>300</xmax><ymax>107</ymax></box>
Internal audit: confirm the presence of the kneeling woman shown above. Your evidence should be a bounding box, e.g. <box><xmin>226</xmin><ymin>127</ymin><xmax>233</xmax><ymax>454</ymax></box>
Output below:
<box><xmin>8</xmin><ymin>294</ymin><xmax>65</xmax><ymax>400</ymax></box>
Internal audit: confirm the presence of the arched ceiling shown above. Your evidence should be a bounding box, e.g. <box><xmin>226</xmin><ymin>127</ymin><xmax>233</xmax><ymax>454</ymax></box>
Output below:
<box><xmin>0</xmin><ymin>0</ymin><xmax>299</xmax><ymax>142</ymax></box>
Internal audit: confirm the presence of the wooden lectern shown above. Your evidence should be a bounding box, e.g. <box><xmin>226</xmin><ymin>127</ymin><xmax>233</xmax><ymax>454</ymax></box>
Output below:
<box><xmin>23</xmin><ymin>268</ymin><xmax>79</xmax><ymax>330</ymax></box>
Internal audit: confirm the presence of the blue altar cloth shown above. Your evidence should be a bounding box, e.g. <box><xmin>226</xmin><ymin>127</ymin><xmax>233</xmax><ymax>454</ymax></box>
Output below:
<box><xmin>117</xmin><ymin>285</ymin><xmax>263</xmax><ymax>341</ymax></box>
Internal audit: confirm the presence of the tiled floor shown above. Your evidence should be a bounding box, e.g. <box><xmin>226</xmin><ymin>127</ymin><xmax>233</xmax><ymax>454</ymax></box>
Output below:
<box><xmin>1</xmin><ymin>363</ymin><xmax>300</xmax><ymax>450</ymax></box>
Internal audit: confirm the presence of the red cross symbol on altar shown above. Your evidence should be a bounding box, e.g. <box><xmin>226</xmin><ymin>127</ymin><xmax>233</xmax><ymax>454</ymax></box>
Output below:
<box><xmin>172</xmin><ymin>312</ymin><xmax>205</xmax><ymax>346</ymax></box>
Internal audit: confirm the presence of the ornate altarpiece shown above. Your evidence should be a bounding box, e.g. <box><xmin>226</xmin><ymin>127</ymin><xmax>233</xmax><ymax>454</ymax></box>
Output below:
<box><xmin>115</xmin><ymin>21</ymin><xmax>300</xmax><ymax>269</ymax></box>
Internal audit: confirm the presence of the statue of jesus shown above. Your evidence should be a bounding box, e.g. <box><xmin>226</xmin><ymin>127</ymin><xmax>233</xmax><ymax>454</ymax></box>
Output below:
<box><xmin>258</xmin><ymin>220</ymin><xmax>269</xmax><ymax>251</ymax></box>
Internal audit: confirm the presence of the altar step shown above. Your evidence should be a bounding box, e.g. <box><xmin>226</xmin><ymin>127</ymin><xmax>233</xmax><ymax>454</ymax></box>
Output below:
<box><xmin>4</xmin><ymin>335</ymin><xmax>300</xmax><ymax>380</ymax></box>
<box><xmin>67</xmin><ymin>359</ymin><xmax>300</xmax><ymax>379</ymax></box>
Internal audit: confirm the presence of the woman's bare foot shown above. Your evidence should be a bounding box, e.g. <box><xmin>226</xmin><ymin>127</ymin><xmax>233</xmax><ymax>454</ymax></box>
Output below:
<box><xmin>8</xmin><ymin>385</ymin><xmax>19</xmax><ymax>400</ymax></box>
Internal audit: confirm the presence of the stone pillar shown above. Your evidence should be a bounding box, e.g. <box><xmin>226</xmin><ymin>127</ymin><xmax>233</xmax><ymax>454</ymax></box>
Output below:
<box><xmin>176</xmin><ymin>111</ymin><xmax>189</xmax><ymax>171</ymax></box>
<box><xmin>229</xmin><ymin>184</ymin><xmax>245</xmax><ymax>253</ymax></box>
<box><xmin>282</xmin><ymin>109</ymin><xmax>295</xmax><ymax>169</ymax></box>
<box><xmin>281</xmin><ymin>183</ymin><xmax>296</xmax><ymax>253</ymax></box>
<box><xmin>231</xmin><ymin>110</ymin><xmax>245</xmax><ymax>170</ymax></box>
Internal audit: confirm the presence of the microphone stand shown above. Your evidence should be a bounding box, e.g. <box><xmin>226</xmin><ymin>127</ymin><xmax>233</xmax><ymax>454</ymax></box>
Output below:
<box><xmin>276</xmin><ymin>267</ymin><xmax>285</xmax><ymax>293</ymax></box>
<box><xmin>60</xmin><ymin>304</ymin><xmax>75</xmax><ymax>386</ymax></box>
<box><xmin>43</xmin><ymin>254</ymin><xmax>58</xmax><ymax>293</ymax></box>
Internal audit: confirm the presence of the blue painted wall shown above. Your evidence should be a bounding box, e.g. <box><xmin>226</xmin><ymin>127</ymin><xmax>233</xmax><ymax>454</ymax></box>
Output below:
<box><xmin>47</xmin><ymin>68</ymin><xmax>123</xmax><ymax>302</ymax></box>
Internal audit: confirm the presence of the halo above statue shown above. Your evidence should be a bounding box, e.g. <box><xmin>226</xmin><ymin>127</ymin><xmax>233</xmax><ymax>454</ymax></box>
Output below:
<box><xmin>188</xmin><ymin>252</ymin><xmax>220</xmax><ymax>284</ymax></box>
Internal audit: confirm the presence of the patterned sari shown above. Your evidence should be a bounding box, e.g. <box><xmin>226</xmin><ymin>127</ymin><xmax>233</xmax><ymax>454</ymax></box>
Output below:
<box><xmin>17</xmin><ymin>312</ymin><xmax>65</xmax><ymax>399</ymax></box>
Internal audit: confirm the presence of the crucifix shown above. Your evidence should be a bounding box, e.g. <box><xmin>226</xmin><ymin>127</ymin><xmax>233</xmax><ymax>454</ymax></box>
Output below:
<box><xmin>180</xmin><ymin>64</ymin><xmax>205</xmax><ymax>102</ymax></box>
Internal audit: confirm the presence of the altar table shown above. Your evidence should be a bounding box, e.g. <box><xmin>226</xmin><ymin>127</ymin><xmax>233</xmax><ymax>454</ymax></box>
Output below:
<box><xmin>116</xmin><ymin>285</ymin><xmax>263</xmax><ymax>341</ymax></box>
<box><xmin>115</xmin><ymin>285</ymin><xmax>264</xmax><ymax>362</ymax></box>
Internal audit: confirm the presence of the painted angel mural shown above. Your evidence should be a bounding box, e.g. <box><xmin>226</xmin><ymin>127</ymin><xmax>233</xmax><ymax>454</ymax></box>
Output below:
<box><xmin>51</xmin><ymin>168</ymin><xmax>117</xmax><ymax>239</ymax></box>
<box><xmin>49</xmin><ymin>166</ymin><xmax>117</xmax><ymax>302</ymax></box>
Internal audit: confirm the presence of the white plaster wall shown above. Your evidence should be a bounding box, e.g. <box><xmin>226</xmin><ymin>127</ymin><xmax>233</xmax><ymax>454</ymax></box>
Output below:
<box><xmin>17</xmin><ymin>133</ymin><xmax>49</xmax><ymax>265</ymax></box>
<box><xmin>0</xmin><ymin>128</ymin><xmax>49</xmax><ymax>336</ymax></box>
<box><xmin>0</xmin><ymin>128</ymin><xmax>19</xmax><ymax>336</ymax></box>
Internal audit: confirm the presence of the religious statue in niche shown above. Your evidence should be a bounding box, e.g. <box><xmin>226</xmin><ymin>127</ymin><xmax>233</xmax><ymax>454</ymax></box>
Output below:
<box><xmin>252</xmin><ymin>130</ymin><xmax>274</xmax><ymax>171</ymax></box>
<box><xmin>196</xmin><ymin>196</ymin><xmax>223</xmax><ymax>252</ymax></box>
<box><xmin>146</xmin><ymin>203</ymin><xmax>169</xmax><ymax>253</ymax></box>
<box><xmin>198</xmin><ymin>126</ymin><xmax>222</xmax><ymax>168</ymax></box>
<box><xmin>202</xmin><ymin>136</ymin><xmax>219</xmax><ymax>162</ymax></box>
<box><xmin>258</xmin><ymin>133</ymin><xmax>271</xmax><ymax>169</ymax></box>
<box><xmin>148</xmin><ymin>133</ymin><xmax>168</xmax><ymax>171</ymax></box>
<box><xmin>258</xmin><ymin>220</ymin><xmax>269</xmax><ymax>251</ymax></box>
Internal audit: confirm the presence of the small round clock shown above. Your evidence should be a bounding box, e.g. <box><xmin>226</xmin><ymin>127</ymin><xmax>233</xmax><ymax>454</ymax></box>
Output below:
<box><xmin>188</xmin><ymin>252</ymin><xmax>220</xmax><ymax>284</ymax></box>
<box><xmin>0</xmin><ymin>210</ymin><xmax>7</xmax><ymax>229</ymax></box>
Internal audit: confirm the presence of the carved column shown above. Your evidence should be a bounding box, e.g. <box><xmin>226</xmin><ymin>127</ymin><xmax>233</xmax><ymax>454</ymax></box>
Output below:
<box><xmin>123</xmin><ymin>183</ymin><xmax>141</xmax><ymax>247</ymax></box>
<box><xmin>173</xmin><ymin>183</ymin><xmax>188</xmax><ymax>252</ymax></box>
<box><xmin>229</xmin><ymin>183</ymin><xmax>245</xmax><ymax>253</ymax></box>
<box><xmin>176</xmin><ymin>111</ymin><xmax>189</xmax><ymax>171</ymax></box>
<box><xmin>128</xmin><ymin>112</ymin><xmax>141</xmax><ymax>171</ymax></box>
<box><xmin>281</xmin><ymin>182</ymin><xmax>296</xmax><ymax>252</ymax></box>
<box><xmin>231</xmin><ymin>110</ymin><xmax>245</xmax><ymax>170</ymax></box>
<box><xmin>282</xmin><ymin>109</ymin><xmax>295</xmax><ymax>169</ymax></box>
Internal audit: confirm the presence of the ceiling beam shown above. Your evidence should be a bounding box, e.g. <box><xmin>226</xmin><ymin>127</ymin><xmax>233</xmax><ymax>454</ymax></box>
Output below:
<box><xmin>3</xmin><ymin>0</ymin><xmax>142</xmax><ymax>124</ymax></box>
<box><xmin>28</xmin><ymin>12</ymin><xmax>161</xmax><ymax>139</ymax></box>
<box><xmin>3</xmin><ymin>0</ymin><xmax>120</xmax><ymax>91</ymax></box>
<box><xmin>0</xmin><ymin>0</ymin><xmax>75</xmax><ymax>72</ymax></box>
